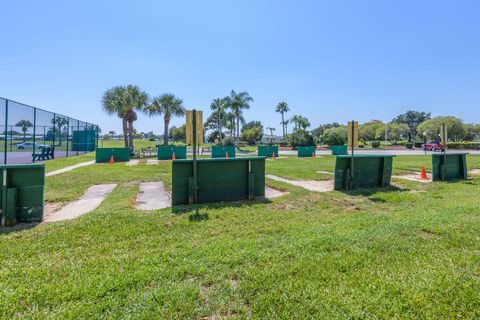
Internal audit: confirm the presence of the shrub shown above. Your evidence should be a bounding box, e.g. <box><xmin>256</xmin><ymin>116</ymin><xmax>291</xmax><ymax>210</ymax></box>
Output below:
<box><xmin>405</xmin><ymin>142</ymin><xmax>414</xmax><ymax>149</ymax></box>
<box><xmin>289</xmin><ymin>130</ymin><xmax>315</xmax><ymax>147</ymax></box>
<box><xmin>448</xmin><ymin>142</ymin><xmax>480</xmax><ymax>150</ymax></box>
<box><xmin>322</xmin><ymin>131</ymin><xmax>346</xmax><ymax>146</ymax></box>
<box><xmin>222</xmin><ymin>136</ymin><xmax>235</xmax><ymax>146</ymax></box>
<box><xmin>148</xmin><ymin>137</ymin><xmax>156</xmax><ymax>141</ymax></box>
<box><xmin>371</xmin><ymin>141</ymin><xmax>381</xmax><ymax>148</ymax></box>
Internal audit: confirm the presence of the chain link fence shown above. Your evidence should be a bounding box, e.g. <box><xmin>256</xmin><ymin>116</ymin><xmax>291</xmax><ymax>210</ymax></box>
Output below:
<box><xmin>0</xmin><ymin>97</ymin><xmax>99</xmax><ymax>164</ymax></box>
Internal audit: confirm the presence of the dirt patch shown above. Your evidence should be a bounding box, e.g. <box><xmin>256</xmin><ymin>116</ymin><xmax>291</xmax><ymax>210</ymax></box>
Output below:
<box><xmin>392</xmin><ymin>174</ymin><xmax>432</xmax><ymax>183</ymax></box>
<box><xmin>470</xmin><ymin>169</ymin><xmax>480</xmax><ymax>175</ymax></box>
<box><xmin>44</xmin><ymin>202</ymin><xmax>63</xmax><ymax>217</ymax></box>
<box><xmin>421</xmin><ymin>228</ymin><xmax>440</xmax><ymax>239</ymax></box>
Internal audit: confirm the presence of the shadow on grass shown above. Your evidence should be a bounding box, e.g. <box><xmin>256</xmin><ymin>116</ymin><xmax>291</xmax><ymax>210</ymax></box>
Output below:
<box><xmin>339</xmin><ymin>185</ymin><xmax>408</xmax><ymax>202</ymax></box>
<box><xmin>0</xmin><ymin>222</ymin><xmax>39</xmax><ymax>236</ymax></box>
<box><xmin>173</xmin><ymin>197</ymin><xmax>272</xmax><ymax>215</ymax></box>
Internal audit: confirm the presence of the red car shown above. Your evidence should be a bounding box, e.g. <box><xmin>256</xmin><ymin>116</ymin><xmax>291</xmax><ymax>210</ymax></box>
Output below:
<box><xmin>421</xmin><ymin>141</ymin><xmax>446</xmax><ymax>151</ymax></box>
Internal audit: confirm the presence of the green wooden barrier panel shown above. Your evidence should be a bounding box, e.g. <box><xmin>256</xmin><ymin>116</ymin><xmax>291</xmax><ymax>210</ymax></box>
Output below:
<box><xmin>0</xmin><ymin>164</ymin><xmax>45</xmax><ymax>226</ymax></box>
<box><xmin>258</xmin><ymin>146</ymin><xmax>278</xmax><ymax>158</ymax></box>
<box><xmin>432</xmin><ymin>153</ymin><xmax>468</xmax><ymax>181</ymax></box>
<box><xmin>212</xmin><ymin>146</ymin><xmax>236</xmax><ymax>158</ymax></box>
<box><xmin>298</xmin><ymin>146</ymin><xmax>316</xmax><ymax>157</ymax></box>
<box><xmin>157</xmin><ymin>146</ymin><xmax>187</xmax><ymax>160</ymax></box>
<box><xmin>331</xmin><ymin>145</ymin><xmax>347</xmax><ymax>155</ymax></box>
<box><xmin>334</xmin><ymin>155</ymin><xmax>395</xmax><ymax>190</ymax></box>
<box><xmin>96</xmin><ymin>148</ymin><xmax>131</xmax><ymax>163</ymax></box>
<box><xmin>172</xmin><ymin>157</ymin><xmax>265</xmax><ymax>205</ymax></box>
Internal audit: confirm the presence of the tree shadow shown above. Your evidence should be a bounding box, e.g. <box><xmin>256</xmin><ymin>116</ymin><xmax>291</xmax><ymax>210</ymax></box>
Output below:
<box><xmin>0</xmin><ymin>222</ymin><xmax>39</xmax><ymax>236</ymax></box>
<box><xmin>173</xmin><ymin>197</ymin><xmax>272</xmax><ymax>215</ymax></box>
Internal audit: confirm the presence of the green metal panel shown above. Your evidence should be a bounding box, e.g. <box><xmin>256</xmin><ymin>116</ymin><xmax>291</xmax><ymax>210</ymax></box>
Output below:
<box><xmin>298</xmin><ymin>146</ymin><xmax>316</xmax><ymax>157</ymax></box>
<box><xmin>157</xmin><ymin>146</ymin><xmax>187</xmax><ymax>160</ymax></box>
<box><xmin>95</xmin><ymin>148</ymin><xmax>131</xmax><ymax>163</ymax></box>
<box><xmin>172</xmin><ymin>157</ymin><xmax>265</xmax><ymax>205</ymax></box>
<box><xmin>432</xmin><ymin>153</ymin><xmax>468</xmax><ymax>181</ymax></box>
<box><xmin>72</xmin><ymin>130</ymin><xmax>96</xmax><ymax>152</ymax></box>
<box><xmin>334</xmin><ymin>155</ymin><xmax>395</xmax><ymax>190</ymax></box>
<box><xmin>258</xmin><ymin>146</ymin><xmax>279</xmax><ymax>158</ymax></box>
<box><xmin>0</xmin><ymin>164</ymin><xmax>45</xmax><ymax>224</ymax></box>
<box><xmin>212</xmin><ymin>146</ymin><xmax>236</xmax><ymax>158</ymax></box>
<box><xmin>331</xmin><ymin>145</ymin><xmax>347</xmax><ymax>155</ymax></box>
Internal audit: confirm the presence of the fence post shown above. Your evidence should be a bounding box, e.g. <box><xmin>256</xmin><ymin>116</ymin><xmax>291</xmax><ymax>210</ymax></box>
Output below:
<box><xmin>33</xmin><ymin>108</ymin><xmax>36</xmax><ymax>163</ymax></box>
<box><xmin>76</xmin><ymin>121</ymin><xmax>79</xmax><ymax>155</ymax></box>
<box><xmin>52</xmin><ymin>113</ymin><xmax>56</xmax><ymax>149</ymax></box>
<box><xmin>66</xmin><ymin>117</ymin><xmax>70</xmax><ymax>157</ymax></box>
<box><xmin>96</xmin><ymin>125</ymin><xmax>99</xmax><ymax>149</ymax></box>
<box><xmin>4</xmin><ymin>100</ymin><xmax>8</xmax><ymax>164</ymax></box>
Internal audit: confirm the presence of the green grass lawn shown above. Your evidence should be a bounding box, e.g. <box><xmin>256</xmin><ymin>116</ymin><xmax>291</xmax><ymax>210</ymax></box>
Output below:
<box><xmin>1</xmin><ymin>155</ymin><xmax>480</xmax><ymax>318</ymax></box>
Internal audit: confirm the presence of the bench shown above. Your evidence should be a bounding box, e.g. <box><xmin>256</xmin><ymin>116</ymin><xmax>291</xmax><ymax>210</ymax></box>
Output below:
<box><xmin>32</xmin><ymin>146</ymin><xmax>55</xmax><ymax>162</ymax></box>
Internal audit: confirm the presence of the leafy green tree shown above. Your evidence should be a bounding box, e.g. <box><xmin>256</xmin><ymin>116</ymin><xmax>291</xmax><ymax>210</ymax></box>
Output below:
<box><xmin>311</xmin><ymin>123</ymin><xmax>340</xmax><ymax>141</ymax></box>
<box><xmin>146</xmin><ymin>93</ymin><xmax>185</xmax><ymax>146</ymax></box>
<box><xmin>275</xmin><ymin>101</ymin><xmax>289</xmax><ymax>140</ymax></box>
<box><xmin>289</xmin><ymin>130</ymin><xmax>315</xmax><ymax>147</ymax></box>
<box><xmin>102</xmin><ymin>85</ymin><xmax>149</xmax><ymax>150</ymax></box>
<box><xmin>417</xmin><ymin>116</ymin><xmax>466</xmax><ymax>142</ymax></box>
<box><xmin>169</xmin><ymin>125</ymin><xmax>186</xmax><ymax>143</ymax></box>
<box><xmin>240</xmin><ymin>127</ymin><xmax>263</xmax><ymax>145</ymax></box>
<box><xmin>359</xmin><ymin>120</ymin><xmax>384</xmax><ymax>144</ymax></box>
<box><xmin>227</xmin><ymin>90</ymin><xmax>253</xmax><ymax>148</ymax></box>
<box><xmin>392</xmin><ymin>110</ymin><xmax>431</xmax><ymax>142</ymax></box>
<box><xmin>15</xmin><ymin>120</ymin><xmax>33</xmax><ymax>142</ymax></box>
<box><xmin>463</xmin><ymin>123</ymin><xmax>480</xmax><ymax>141</ymax></box>
<box><xmin>241</xmin><ymin>121</ymin><xmax>263</xmax><ymax>132</ymax></box>
<box><xmin>387</xmin><ymin>122</ymin><xmax>409</xmax><ymax>142</ymax></box>
<box><xmin>321</xmin><ymin>126</ymin><xmax>347</xmax><ymax>145</ymax></box>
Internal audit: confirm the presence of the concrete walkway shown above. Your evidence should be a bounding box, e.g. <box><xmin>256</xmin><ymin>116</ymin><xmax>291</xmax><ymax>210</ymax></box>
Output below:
<box><xmin>266</xmin><ymin>174</ymin><xmax>334</xmax><ymax>192</ymax></box>
<box><xmin>147</xmin><ymin>159</ymin><xmax>159</xmax><ymax>165</ymax></box>
<box><xmin>135</xmin><ymin>182</ymin><xmax>171</xmax><ymax>210</ymax></box>
<box><xmin>126</xmin><ymin>159</ymin><xmax>139</xmax><ymax>166</ymax></box>
<box><xmin>392</xmin><ymin>174</ymin><xmax>432</xmax><ymax>183</ymax></box>
<box><xmin>264</xmin><ymin>186</ymin><xmax>288</xmax><ymax>198</ymax></box>
<box><xmin>46</xmin><ymin>160</ymin><xmax>95</xmax><ymax>177</ymax></box>
<box><xmin>44</xmin><ymin>184</ymin><xmax>117</xmax><ymax>222</ymax></box>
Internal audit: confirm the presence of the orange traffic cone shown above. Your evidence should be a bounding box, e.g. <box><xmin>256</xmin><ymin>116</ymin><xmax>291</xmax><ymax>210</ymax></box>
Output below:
<box><xmin>420</xmin><ymin>165</ymin><xmax>428</xmax><ymax>180</ymax></box>
<box><xmin>272</xmin><ymin>152</ymin><xmax>276</xmax><ymax>159</ymax></box>
<box><xmin>109</xmin><ymin>155</ymin><xmax>115</xmax><ymax>164</ymax></box>
<box><xmin>172</xmin><ymin>152</ymin><xmax>176</xmax><ymax>160</ymax></box>
<box><xmin>225</xmin><ymin>152</ymin><xmax>229</xmax><ymax>159</ymax></box>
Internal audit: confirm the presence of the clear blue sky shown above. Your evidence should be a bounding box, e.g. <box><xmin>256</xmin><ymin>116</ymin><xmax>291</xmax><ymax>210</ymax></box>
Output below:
<box><xmin>1</xmin><ymin>0</ymin><xmax>479</xmax><ymax>134</ymax></box>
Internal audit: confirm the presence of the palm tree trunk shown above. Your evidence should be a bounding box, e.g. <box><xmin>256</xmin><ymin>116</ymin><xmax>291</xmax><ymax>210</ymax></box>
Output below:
<box><xmin>164</xmin><ymin>115</ymin><xmax>170</xmax><ymax>146</ymax></box>
<box><xmin>218</xmin><ymin>118</ymin><xmax>222</xmax><ymax>145</ymax></box>
<box><xmin>236</xmin><ymin>111</ymin><xmax>240</xmax><ymax>148</ymax></box>
<box><xmin>128</xmin><ymin>120</ymin><xmax>134</xmax><ymax>152</ymax></box>
<box><xmin>122</xmin><ymin>118</ymin><xmax>128</xmax><ymax>148</ymax></box>
<box><xmin>281</xmin><ymin>112</ymin><xmax>285</xmax><ymax>140</ymax></box>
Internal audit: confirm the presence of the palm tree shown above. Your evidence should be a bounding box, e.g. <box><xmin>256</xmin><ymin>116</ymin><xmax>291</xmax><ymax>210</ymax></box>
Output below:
<box><xmin>210</xmin><ymin>97</ymin><xmax>228</xmax><ymax>145</ymax></box>
<box><xmin>224</xmin><ymin>111</ymin><xmax>236</xmax><ymax>139</ymax></box>
<box><xmin>266</xmin><ymin>127</ymin><xmax>275</xmax><ymax>144</ymax></box>
<box><xmin>298</xmin><ymin>116</ymin><xmax>311</xmax><ymax>130</ymax></box>
<box><xmin>102</xmin><ymin>85</ymin><xmax>149</xmax><ymax>151</ymax></box>
<box><xmin>51</xmin><ymin>116</ymin><xmax>68</xmax><ymax>146</ymax></box>
<box><xmin>146</xmin><ymin>93</ymin><xmax>185</xmax><ymax>146</ymax></box>
<box><xmin>227</xmin><ymin>90</ymin><xmax>253</xmax><ymax>148</ymax></box>
<box><xmin>15</xmin><ymin>120</ymin><xmax>33</xmax><ymax>142</ymax></box>
<box><xmin>290</xmin><ymin>115</ymin><xmax>302</xmax><ymax>131</ymax></box>
<box><xmin>275</xmin><ymin>102</ymin><xmax>289</xmax><ymax>140</ymax></box>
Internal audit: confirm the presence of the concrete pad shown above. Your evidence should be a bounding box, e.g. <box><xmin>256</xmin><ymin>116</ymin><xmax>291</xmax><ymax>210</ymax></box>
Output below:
<box><xmin>316</xmin><ymin>170</ymin><xmax>334</xmax><ymax>175</ymax></box>
<box><xmin>46</xmin><ymin>160</ymin><xmax>95</xmax><ymax>177</ymax></box>
<box><xmin>135</xmin><ymin>182</ymin><xmax>171</xmax><ymax>210</ymax></box>
<box><xmin>392</xmin><ymin>173</ymin><xmax>432</xmax><ymax>183</ymax></box>
<box><xmin>264</xmin><ymin>186</ymin><xmax>288</xmax><ymax>198</ymax></box>
<box><xmin>266</xmin><ymin>174</ymin><xmax>334</xmax><ymax>192</ymax></box>
<box><xmin>126</xmin><ymin>159</ymin><xmax>139</xmax><ymax>166</ymax></box>
<box><xmin>470</xmin><ymin>169</ymin><xmax>480</xmax><ymax>175</ymax></box>
<box><xmin>147</xmin><ymin>159</ymin><xmax>159</xmax><ymax>165</ymax></box>
<box><xmin>44</xmin><ymin>184</ymin><xmax>117</xmax><ymax>222</ymax></box>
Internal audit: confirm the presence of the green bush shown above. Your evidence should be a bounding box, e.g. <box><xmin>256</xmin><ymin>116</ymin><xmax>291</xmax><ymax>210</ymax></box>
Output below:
<box><xmin>289</xmin><ymin>131</ymin><xmax>315</xmax><ymax>147</ymax></box>
<box><xmin>322</xmin><ymin>131</ymin><xmax>346</xmax><ymax>146</ymax></box>
<box><xmin>371</xmin><ymin>141</ymin><xmax>381</xmax><ymax>148</ymax></box>
<box><xmin>448</xmin><ymin>142</ymin><xmax>480</xmax><ymax>150</ymax></box>
<box><xmin>222</xmin><ymin>136</ymin><xmax>235</xmax><ymax>146</ymax></box>
<box><xmin>405</xmin><ymin>142</ymin><xmax>414</xmax><ymax>149</ymax></box>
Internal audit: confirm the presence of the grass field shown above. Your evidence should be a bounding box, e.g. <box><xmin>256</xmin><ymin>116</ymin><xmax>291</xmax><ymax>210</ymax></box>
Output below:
<box><xmin>1</xmin><ymin>154</ymin><xmax>480</xmax><ymax>318</ymax></box>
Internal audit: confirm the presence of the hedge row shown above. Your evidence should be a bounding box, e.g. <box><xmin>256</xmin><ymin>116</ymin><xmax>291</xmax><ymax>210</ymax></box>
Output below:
<box><xmin>447</xmin><ymin>142</ymin><xmax>480</xmax><ymax>150</ymax></box>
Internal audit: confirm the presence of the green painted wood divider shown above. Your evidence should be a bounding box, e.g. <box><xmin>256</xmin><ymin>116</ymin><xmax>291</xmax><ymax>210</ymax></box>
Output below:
<box><xmin>432</xmin><ymin>153</ymin><xmax>468</xmax><ymax>181</ymax></box>
<box><xmin>331</xmin><ymin>145</ymin><xmax>347</xmax><ymax>155</ymax></box>
<box><xmin>334</xmin><ymin>155</ymin><xmax>395</xmax><ymax>190</ymax></box>
<box><xmin>258</xmin><ymin>146</ymin><xmax>278</xmax><ymax>158</ymax></box>
<box><xmin>0</xmin><ymin>164</ymin><xmax>45</xmax><ymax>226</ymax></box>
<box><xmin>298</xmin><ymin>146</ymin><xmax>316</xmax><ymax>157</ymax></box>
<box><xmin>157</xmin><ymin>146</ymin><xmax>187</xmax><ymax>160</ymax></box>
<box><xmin>212</xmin><ymin>146</ymin><xmax>236</xmax><ymax>158</ymax></box>
<box><xmin>172</xmin><ymin>157</ymin><xmax>265</xmax><ymax>205</ymax></box>
<box><xmin>96</xmin><ymin>148</ymin><xmax>131</xmax><ymax>163</ymax></box>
